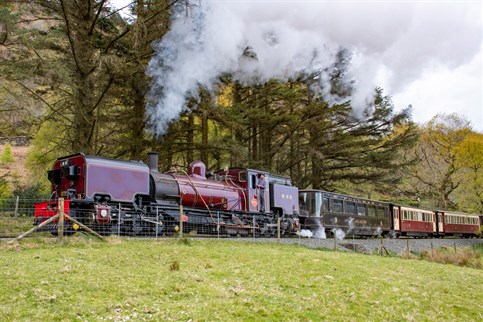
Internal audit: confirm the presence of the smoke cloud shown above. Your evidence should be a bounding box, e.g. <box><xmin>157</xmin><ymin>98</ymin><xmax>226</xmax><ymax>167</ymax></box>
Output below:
<box><xmin>147</xmin><ymin>1</ymin><xmax>482</xmax><ymax>133</ymax></box>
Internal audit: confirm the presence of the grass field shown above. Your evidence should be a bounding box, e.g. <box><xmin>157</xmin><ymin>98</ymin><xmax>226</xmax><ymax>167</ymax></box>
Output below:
<box><xmin>1</xmin><ymin>237</ymin><xmax>482</xmax><ymax>321</ymax></box>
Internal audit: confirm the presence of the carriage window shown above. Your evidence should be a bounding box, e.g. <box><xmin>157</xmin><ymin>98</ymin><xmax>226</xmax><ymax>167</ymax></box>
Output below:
<box><xmin>323</xmin><ymin>197</ymin><xmax>329</xmax><ymax>211</ymax></box>
<box><xmin>346</xmin><ymin>202</ymin><xmax>356</xmax><ymax>215</ymax></box>
<box><xmin>332</xmin><ymin>200</ymin><xmax>343</xmax><ymax>213</ymax></box>
<box><xmin>299</xmin><ymin>191</ymin><xmax>322</xmax><ymax>217</ymax></box>
<box><xmin>376</xmin><ymin>207</ymin><xmax>386</xmax><ymax>218</ymax></box>
<box><xmin>357</xmin><ymin>204</ymin><xmax>366</xmax><ymax>216</ymax></box>
<box><xmin>368</xmin><ymin>205</ymin><xmax>376</xmax><ymax>217</ymax></box>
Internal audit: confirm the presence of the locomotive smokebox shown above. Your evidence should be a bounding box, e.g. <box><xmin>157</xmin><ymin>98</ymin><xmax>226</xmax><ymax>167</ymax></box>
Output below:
<box><xmin>148</xmin><ymin>152</ymin><xmax>159</xmax><ymax>173</ymax></box>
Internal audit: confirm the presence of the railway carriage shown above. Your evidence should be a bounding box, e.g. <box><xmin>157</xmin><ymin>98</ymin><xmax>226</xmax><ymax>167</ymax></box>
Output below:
<box><xmin>435</xmin><ymin>211</ymin><xmax>480</xmax><ymax>237</ymax></box>
<box><xmin>299</xmin><ymin>189</ymin><xmax>391</xmax><ymax>236</ymax></box>
<box><xmin>391</xmin><ymin>205</ymin><xmax>437</xmax><ymax>238</ymax></box>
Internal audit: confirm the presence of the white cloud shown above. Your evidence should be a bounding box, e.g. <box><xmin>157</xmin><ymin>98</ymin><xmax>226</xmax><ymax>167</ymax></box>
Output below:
<box><xmin>392</xmin><ymin>47</ymin><xmax>483</xmax><ymax>132</ymax></box>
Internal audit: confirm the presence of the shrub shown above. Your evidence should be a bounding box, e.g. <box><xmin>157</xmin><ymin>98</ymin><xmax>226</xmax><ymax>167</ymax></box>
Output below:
<box><xmin>0</xmin><ymin>143</ymin><xmax>14</xmax><ymax>165</ymax></box>
<box><xmin>415</xmin><ymin>246</ymin><xmax>481</xmax><ymax>269</ymax></box>
<box><xmin>11</xmin><ymin>182</ymin><xmax>47</xmax><ymax>200</ymax></box>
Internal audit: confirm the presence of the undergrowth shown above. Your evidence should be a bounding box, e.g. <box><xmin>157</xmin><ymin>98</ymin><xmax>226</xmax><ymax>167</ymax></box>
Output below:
<box><xmin>400</xmin><ymin>244</ymin><xmax>482</xmax><ymax>269</ymax></box>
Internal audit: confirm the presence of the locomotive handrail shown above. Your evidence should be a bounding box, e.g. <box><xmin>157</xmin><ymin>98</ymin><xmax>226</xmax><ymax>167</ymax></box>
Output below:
<box><xmin>226</xmin><ymin>177</ymin><xmax>247</xmax><ymax>210</ymax></box>
<box><xmin>176</xmin><ymin>169</ymin><xmax>216</xmax><ymax>224</ymax></box>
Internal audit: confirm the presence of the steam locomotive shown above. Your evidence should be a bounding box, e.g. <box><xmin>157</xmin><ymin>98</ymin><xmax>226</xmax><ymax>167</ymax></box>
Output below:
<box><xmin>34</xmin><ymin>152</ymin><xmax>300</xmax><ymax>236</ymax></box>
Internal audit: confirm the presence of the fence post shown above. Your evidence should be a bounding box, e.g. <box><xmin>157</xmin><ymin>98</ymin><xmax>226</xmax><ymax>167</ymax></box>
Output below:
<box><xmin>14</xmin><ymin>195</ymin><xmax>19</xmax><ymax>217</ymax></box>
<box><xmin>118</xmin><ymin>203</ymin><xmax>121</xmax><ymax>236</ymax></box>
<box><xmin>217</xmin><ymin>212</ymin><xmax>220</xmax><ymax>239</ymax></box>
<box><xmin>179</xmin><ymin>205</ymin><xmax>183</xmax><ymax>239</ymax></box>
<box><xmin>277</xmin><ymin>216</ymin><xmax>281</xmax><ymax>242</ymax></box>
<box><xmin>57</xmin><ymin>198</ymin><xmax>64</xmax><ymax>241</ymax></box>
<box><xmin>253</xmin><ymin>216</ymin><xmax>255</xmax><ymax>240</ymax></box>
<box><xmin>156</xmin><ymin>206</ymin><xmax>159</xmax><ymax>239</ymax></box>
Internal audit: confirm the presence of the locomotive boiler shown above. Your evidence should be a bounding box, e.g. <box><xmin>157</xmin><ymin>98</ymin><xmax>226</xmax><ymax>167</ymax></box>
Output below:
<box><xmin>34</xmin><ymin>152</ymin><xmax>300</xmax><ymax>236</ymax></box>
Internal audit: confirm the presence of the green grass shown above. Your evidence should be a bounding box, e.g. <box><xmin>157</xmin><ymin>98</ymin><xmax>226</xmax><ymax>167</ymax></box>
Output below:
<box><xmin>0</xmin><ymin>216</ymin><xmax>38</xmax><ymax>237</ymax></box>
<box><xmin>1</xmin><ymin>237</ymin><xmax>482</xmax><ymax>321</ymax></box>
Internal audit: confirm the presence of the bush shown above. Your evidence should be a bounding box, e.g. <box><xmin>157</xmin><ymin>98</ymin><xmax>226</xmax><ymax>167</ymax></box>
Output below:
<box><xmin>11</xmin><ymin>182</ymin><xmax>48</xmax><ymax>201</ymax></box>
<box><xmin>416</xmin><ymin>246</ymin><xmax>481</xmax><ymax>269</ymax></box>
<box><xmin>0</xmin><ymin>174</ymin><xmax>11</xmax><ymax>201</ymax></box>
<box><xmin>0</xmin><ymin>143</ymin><xmax>14</xmax><ymax>165</ymax></box>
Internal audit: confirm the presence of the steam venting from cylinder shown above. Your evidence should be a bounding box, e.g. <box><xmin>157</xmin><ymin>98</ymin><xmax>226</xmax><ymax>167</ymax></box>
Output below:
<box><xmin>148</xmin><ymin>152</ymin><xmax>159</xmax><ymax>173</ymax></box>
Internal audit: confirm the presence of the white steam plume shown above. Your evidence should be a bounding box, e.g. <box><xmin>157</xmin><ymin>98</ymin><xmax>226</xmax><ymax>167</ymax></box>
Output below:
<box><xmin>147</xmin><ymin>1</ymin><xmax>482</xmax><ymax>133</ymax></box>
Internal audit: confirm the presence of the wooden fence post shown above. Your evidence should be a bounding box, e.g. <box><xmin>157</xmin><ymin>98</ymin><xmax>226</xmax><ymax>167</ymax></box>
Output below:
<box><xmin>14</xmin><ymin>196</ymin><xmax>19</xmax><ymax>217</ymax></box>
<box><xmin>277</xmin><ymin>217</ymin><xmax>281</xmax><ymax>242</ymax></box>
<box><xmin>179</xmin><ymin>205</ymin><xmax>183</xmax><ymax>239</ymax></box>
<box><xmin>57</xmin><ymin>198</ymin><xmax>65</xmax><ymax>241</ymax></box>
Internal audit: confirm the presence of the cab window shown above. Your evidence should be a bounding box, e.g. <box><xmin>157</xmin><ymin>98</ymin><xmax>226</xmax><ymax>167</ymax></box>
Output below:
<box><xmin>239</xmin><ymin>171</ymin><xmax>247</xmax><ymax>182</ymax></box>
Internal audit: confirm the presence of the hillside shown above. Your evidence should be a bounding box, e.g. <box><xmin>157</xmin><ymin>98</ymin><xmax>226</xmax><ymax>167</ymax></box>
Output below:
<box><xmin>0</xmin><ymin>144</ymin><xmax>30</xmax><ymax>184</ymax></box>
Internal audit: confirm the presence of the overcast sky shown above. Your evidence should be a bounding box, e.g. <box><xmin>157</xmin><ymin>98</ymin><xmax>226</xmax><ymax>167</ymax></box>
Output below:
<box><xmin>111</xmin><ymin>0</ymin><xmax>483</xmax><ymax>133</ymax></box>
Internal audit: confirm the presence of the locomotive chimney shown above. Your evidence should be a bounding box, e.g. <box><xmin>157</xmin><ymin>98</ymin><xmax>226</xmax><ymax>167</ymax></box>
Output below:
<box><xmin>147</xmin><ymin>152</ymin><xmax>159</xmax><ymax>172</ymax></box>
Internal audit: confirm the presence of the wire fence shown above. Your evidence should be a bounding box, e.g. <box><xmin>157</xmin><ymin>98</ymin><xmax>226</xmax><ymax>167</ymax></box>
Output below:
<box><xmin>1</xmin><ymin>198</ymin><xmax>482</xmax><ymax>257</ymax></box>
<box><xmin>0</xmin><ymin>197</ymin><xmax>49</xmax><ymax>218</ymax></box>
<box><xmin>0</xmin><ymin>198</ymin><xmax>288</xmax><ymax>239</ymax></box>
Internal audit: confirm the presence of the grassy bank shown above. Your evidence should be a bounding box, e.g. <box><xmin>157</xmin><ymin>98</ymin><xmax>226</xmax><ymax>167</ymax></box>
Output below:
<box><xmin>1</xmin><ymin>237</ymin><xmax>482</xmax><ymax>321</ymax></box>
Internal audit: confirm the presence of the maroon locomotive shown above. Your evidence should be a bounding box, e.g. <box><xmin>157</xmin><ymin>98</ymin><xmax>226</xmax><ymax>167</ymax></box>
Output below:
<box><xmin>34</xmin><ymin>152</ymin><xmax>300</xmax><ymax>236</ymax></box>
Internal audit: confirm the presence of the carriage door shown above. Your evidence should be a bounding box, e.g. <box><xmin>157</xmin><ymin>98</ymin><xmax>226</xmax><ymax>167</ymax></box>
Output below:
<box><xmin>393</xmin><ymin>206</ymin><xmax>400</xmax><ymax>231</ymax></box>
<box><xmin>437</xmin><ymin>212</ymin><xmax>444</xmax><ymax>234</ymax></box>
